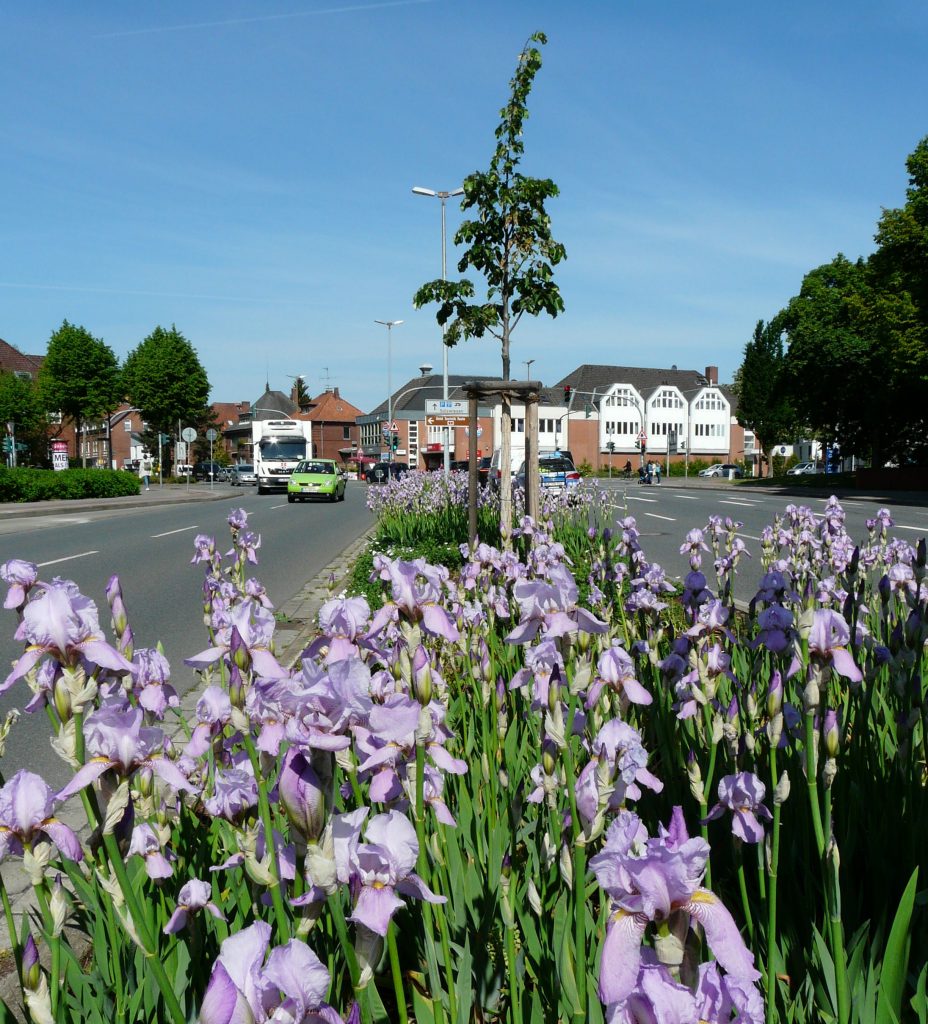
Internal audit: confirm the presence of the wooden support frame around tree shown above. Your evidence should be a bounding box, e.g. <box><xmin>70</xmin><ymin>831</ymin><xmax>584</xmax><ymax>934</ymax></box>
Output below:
<box><xmin>461</xmin><ymin>380</ymin><xmax>542</xmax><ymax>545</ymax></box>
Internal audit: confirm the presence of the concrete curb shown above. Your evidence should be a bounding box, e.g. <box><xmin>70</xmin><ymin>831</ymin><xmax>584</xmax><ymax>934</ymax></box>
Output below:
<box><xmin>0</xmin><ymin>523</ymin><xmax>377</xmax><ymax>1010</ymax></box>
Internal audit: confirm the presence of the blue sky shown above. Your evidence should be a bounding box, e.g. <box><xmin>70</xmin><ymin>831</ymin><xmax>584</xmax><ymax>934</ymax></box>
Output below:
<box><xmin>2</xmin><ymin>1</ymin><xmax>926</xmax><ymax>412</ymax></box>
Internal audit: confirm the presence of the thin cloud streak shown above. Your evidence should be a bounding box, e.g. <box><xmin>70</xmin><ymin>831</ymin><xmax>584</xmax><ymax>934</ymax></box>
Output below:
<box><xmin>0</xmin><ymin>282</ymin><xmax>304</xmax><ymax>304</ymax></box>
<box><xmin>95</xmin><ymin>0</ymin><xmax>434</xmax><ymax>39</ymax></box>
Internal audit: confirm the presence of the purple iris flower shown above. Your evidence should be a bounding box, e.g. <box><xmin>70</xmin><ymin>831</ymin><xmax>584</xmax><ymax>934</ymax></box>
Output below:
<box><xmin>57</xmin><ymin>705</ymin><xmax>195</xmax><ymax>801</ymax></box>
<box><xmin>606</xmin><ymin>959</ymin><xmax>699</xmax><ymax>1023</ymax></box>
<box><xmin>587</xmin><ymin>644</ymin><xmax>652</xmax><ymax>708</ymax></box>
<box><xmin>0</xmin><ymin>770</ymin><xmax>83</xmax><ymax>863</ymax></box>
<box><xmin>227</xmin><ymin>508</ymin><xmax>249</xmax><ymax>531</ymax></box>
<box><xmin>244</xmin><ymin>577</ymin><xmax>274</xmax><ymax>609</ymax></box>
<box><xmin>185</xmin><ymin>599</ymin><xmax>288</xmax><ymax>680</ymax></box>
<box><xmin>0</xmin><ymin>559</ymin><xmax>38</xmax><ymax>611</ymax></box>
<box><xmin>679</xmin><ymin>529</ymin><xmax>710</xmax><ymax>571</ymax></box>
<box><xmin>509</xmin><ymin>639</ymin><xmax>565</xmax><ymax>710</ymax></box>
<box><xmin>593</xmin><ymin>720</ymin><xmax>663</xmax><ymax>801</ymax></box>
<box><xmin>128</xmin><ymin>823</ymin><xmax>175</xmax><ymax>880</ymax></box>
<box><xmin>184</xmin><ymin>686</ymin><xmax>232</xmax><ymax>759</ymax></box>
<box><xmin>163</xmin><ymin>878</ymin><xmax>225</xmax><ymax>934</ymax></box>
<box><xmin>335</xmin><ymin>808</ymin><xmax>445</xmax><ymax>936</ymax></box>
<box><xmin>200</xmin><ymin>922</ymin><xmax>342</xmax><ymax>1024</ymax></box>
<box><xmin>807</xmin><ymin>609</ymin><xmax>862</xmax><ymax>682</ymax></box>
<box><xmin>190</xmin><ymin>533</ymin><xmax>218</xmax><ymax>566</ymax></box>
<box><xmin>506</xmin><ymin>564</ymin><xmax>607</xmax><ymax>644</ymax></box>
<box><xmin>203</xmin><ymin>766</ymin><xmax>258</xmax><ymax>824</ymax></box>
<box><xmin>278</xmin><ymin>748</ymin><xmax>326</xmax><ymax>843</ymax></box>
<box><xmin>702</xmin><ymin>773</ymin><xmax>772</xmax><ymax>843</ymax></box>
<box><xmin>130</xmin><ymin>648</ymin><xmax>178</xmax><ymax>719</ymax></box>
<box><xmin>2</xmin><ymin>581</ymin><xmax>133</xmax><ymax>694</ymax></box>
<box><xmin>753</xmin><ymin>605</ymin><xmax>795</xmax><ymax>655</ymax></box>
<box><xmin>693</xmin><ymin>961</ymin><xmax>764</xmax><ymax>1024</ymax></box>
<box><xmin>368</xmin><ymin>556</ymin><xmax>460</xmax><ymax>641</ymax></box>
<box><xmin>589</xmin><ymin>808</ymin><xmax>759</xmax><ymax>1006</ymax></box>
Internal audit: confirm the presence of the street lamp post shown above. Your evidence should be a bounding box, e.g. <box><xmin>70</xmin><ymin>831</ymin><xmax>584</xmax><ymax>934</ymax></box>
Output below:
<box><xmin>413</xmin><ymin>185</ymin><xmax>464</xmax><ymax>477</ymax></box>
<box><xmin>375</xmin><ymin>320</ymin><xmax>403</xmax><ymax>462</ymax></box>
<box><xmin>524</xmin><ymin>359</ymin><xmax>535</xmax><ymax>380</ymax></box>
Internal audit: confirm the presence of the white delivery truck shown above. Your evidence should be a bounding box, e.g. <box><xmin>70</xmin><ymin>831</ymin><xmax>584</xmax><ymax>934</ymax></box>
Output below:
<box><xmin>252</xmin><ymin>419</ymin><xmax>313</xmax><ymax>494</ymax></box>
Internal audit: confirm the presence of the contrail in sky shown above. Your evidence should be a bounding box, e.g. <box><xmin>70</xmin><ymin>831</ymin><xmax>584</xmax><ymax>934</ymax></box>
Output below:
<box><xmin>0</xmin><ymin>281</ymin><xmax>300</xmax><ymax>304</ymax></box>
<box><xmin>95</xmin><ymin>0</ymin><xmax>434</xmax><ymax>39</ymax></box>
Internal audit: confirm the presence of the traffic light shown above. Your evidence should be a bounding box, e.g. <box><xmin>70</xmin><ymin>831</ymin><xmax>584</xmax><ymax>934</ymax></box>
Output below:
<box><xmin>563</xmin><ymin>385</ymin><xmax>572</xmax><ymax>404</ymax></box>
<box><xmin>391</xmin><ymin>434</ymin><xmax>399</xmax><ymax>451</ymax></box>
<box><xmin>1</xmin><ymin>437</ymin><xmax>11</xmax><ymax>453</ymax></box>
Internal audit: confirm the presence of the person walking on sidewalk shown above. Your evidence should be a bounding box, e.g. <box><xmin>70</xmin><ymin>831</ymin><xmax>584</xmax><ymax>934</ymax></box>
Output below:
<box><xmin>138</xmin><ymin>455</ymin><xmax>153</xmax><ymax>491</ymax></box>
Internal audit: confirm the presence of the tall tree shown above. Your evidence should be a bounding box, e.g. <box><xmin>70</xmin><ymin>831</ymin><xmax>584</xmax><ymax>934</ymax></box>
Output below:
<box><xmin>123</xmin><ymin>325</ymin><xmax>211</xmax><ymax>455</ymax></box>
<box><xmin>780</xmin><ymin>256</ymin><xmax>879</xmax><ymax>459</ymax></box>
<box><xmin>736</xmin><ymin>316</ymin><xmax>797</xmax><ymax>476</ymax></box>
<box><xmin>39</xmin><ymin>320</ymin><xmax>122</xmax><ymax>464</ymax></box>
<box><xmin>414</xmin><ymin>32</ymin><xmax>566</xmax><ymax>530</ymax></box>
<box><xmin>0</xmin><ymin>371</ymin><xmax>47</xmax><ymax>466</ymax></box>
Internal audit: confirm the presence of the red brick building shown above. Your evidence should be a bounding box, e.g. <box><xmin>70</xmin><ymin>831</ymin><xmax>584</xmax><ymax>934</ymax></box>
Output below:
<box><xmin>300</xmin><ymin>388</ymin><xmax>364</xmax><ymax>462</ymax></box>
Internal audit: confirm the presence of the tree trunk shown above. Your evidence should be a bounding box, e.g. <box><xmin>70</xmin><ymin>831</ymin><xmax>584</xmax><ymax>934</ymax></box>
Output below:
<box><xmin>500</xmin><ymin>327</ymin><xmax>512</xmax><ymax>548</ymax></box>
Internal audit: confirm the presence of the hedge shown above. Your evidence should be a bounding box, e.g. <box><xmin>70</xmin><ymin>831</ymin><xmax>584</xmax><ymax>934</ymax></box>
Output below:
<box><xmin>0</xmin><ymin>466</ymin><xmax>141</xmax><ymax>502</ymax></box>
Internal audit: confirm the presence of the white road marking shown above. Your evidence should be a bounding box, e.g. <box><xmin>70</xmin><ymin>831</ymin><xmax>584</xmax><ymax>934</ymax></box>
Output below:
<box><xmin>736</xmin><ymin>533</ymin><xmax>761</xmax><ymax>541</ymax></box>
<box><xmin>645</xmin><ymin>512</ymin><xmax>676</xmax><ymax>522</ymax></box>
<box><xmin>37</xmin><ymin>551</ymin><xmax>98</xmax><ymax>567</ymax></box>
<box><xmin>894</xmin><ymin>525</ymin><xmax>927</xmax><ymax>533</ymax></box>
<box><xmin>719</xmin><ymin>499</ymin><xmax>758</xmax><ymax>507</ymax></box>
<box><xmin>270</xmin><ymin>503</ymin><xmax>289</xmax><ymax>509</ymax></box>
<box><xmin>628</xmin><ymin>496</ymin><xmax>657</xmax><ymax>503</ymax></box>
<box><xmin>673</xmin><ymin>494</ymin><xmax>700</xmax><ymax>499</ymax></box>
<box><xmin>151</xmin><ymin>525</ymin><xmax>200</xmax><ymax>538</ymax></box>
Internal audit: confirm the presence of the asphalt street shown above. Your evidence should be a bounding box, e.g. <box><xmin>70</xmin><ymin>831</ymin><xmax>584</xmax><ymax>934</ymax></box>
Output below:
<box><xmin>0</xmin><ymin>483</ymin><xmax>374</xmax><ymax>787</ymax></box>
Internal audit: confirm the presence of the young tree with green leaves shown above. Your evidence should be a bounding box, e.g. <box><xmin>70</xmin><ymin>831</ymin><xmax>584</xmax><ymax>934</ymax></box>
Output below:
<box><xmin>123</xmin><ymin>325</ymin><xmax>211</xmax><ymax>471</ymax></box>
<box><xmin>414</xmin><ymin>32</ymin><xmax>566</xmax><ymax>531</ymax></box>
<box><xmin>39</xmin><ymin>320</ymin><xmax>122</xmax><ymax>465</ymax></box>
<box><xmin>736</xmin><ymin>317</ymin><xmax>798</xmax><ymax>476</ymax></box>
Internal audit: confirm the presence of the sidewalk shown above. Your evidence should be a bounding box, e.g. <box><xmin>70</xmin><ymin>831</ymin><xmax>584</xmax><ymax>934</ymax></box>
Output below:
<box><xmin>0</xmin><ymin>481</ymin><xmax>240</xmax><ymax>520</ymax></box>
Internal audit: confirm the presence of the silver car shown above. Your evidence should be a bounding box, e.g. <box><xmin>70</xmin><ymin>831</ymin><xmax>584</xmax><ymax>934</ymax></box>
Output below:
<box><xmin>230</xmin><ymin>464</ymin><xmax>257</xmax><ymax>486</ymax></box>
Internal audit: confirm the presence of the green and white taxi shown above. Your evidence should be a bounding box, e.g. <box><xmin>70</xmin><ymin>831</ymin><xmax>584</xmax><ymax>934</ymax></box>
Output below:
<box><xmin>286</xmin><ymin>459</ymin><xmax>347</xmax><ymax>503</ymax></box>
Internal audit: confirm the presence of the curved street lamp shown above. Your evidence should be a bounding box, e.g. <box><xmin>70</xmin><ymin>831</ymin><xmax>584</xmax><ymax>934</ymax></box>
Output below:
<box><xmin>375</xmin><ymin>320</ymin><xmax>404</xmax><ymax>462</ymax></box>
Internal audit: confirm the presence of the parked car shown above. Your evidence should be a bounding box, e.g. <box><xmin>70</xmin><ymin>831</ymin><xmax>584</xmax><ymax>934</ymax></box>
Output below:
<box><xmin>230</xmin><ymin>464</ymin><xmax>257</xmax><ymax>486</ymax></box>
<box><xmin>367</xmin><ymin>462</ymin><xmax>409</xmax><ymax>484</ymax></box>
<box><xmin>287</xmin><ymin>459</ymin><xmax>347</xmax><ymax>503</ymax></box>
<box><xmin>448</xmin><ymin>457</ymin><xmax>493</xmax><ymax>484</ymax></box>
<box><xmin>490</xmin><ymin>449</ymin><xmax>573</xmax><ymax>489</ymax></box>
<box><xmin>786</xmin><ymin>461</ymin><xmax>821</xmax><ymax>476</ymax></box>
<box><xmin>698</xmin><ymin>463</ymin><xmax>743</xmax><ymax>479</ymax></box>
<box><xmin>192</xmin><ymin>461</ymin><xmax>224</xmax><ymax>481</ymax></box>
<box><xmin>515</xmin><ymin>455</ymin><xmax>582</xmax><ymax>493</ymax></box>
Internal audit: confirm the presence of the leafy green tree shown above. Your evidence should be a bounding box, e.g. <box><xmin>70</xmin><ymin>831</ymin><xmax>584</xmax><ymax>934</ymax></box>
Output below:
<box><xmin>736</xmin><ymin>317</ymin><xmax>798</xmax><ymax>476</ymax></box>
<box><xmin>0</xmin><ymin>371</ymin><xmax>47</xmax><ymax>465</ymax></box>
<box><xmin>39</xmin><ymin>320</ymin><xmax>122</xmax><ymax>464</ymax></box>
<box><xmin>123</xmin><ymin>325</ymin><xmax>211</xmax><ymax>465</ymax></box>
<box><xmin>780</xmin><ymin>256</ymin><xmax>881</xmax><ymax>461</ymax></box>
<box><xmin>867</xmin><ymin>136</ymin><xmax>928</xmax><ymax>463</ymax></box>
<box><xmin>414</xmin><ymin>32</ymin><xmax>566</xmax><ymax>527</ymax></box>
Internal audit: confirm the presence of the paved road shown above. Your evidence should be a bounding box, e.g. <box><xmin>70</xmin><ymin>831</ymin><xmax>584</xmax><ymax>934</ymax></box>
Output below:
<box><xmin>584</xmin><ymin>479</ymin><xmax>928</xmax><ymax>601</ymax></box>
<box><xmin>0</xmin><ymin>483</ymin><xmax>374</xmax><ymax>786</ymax></box>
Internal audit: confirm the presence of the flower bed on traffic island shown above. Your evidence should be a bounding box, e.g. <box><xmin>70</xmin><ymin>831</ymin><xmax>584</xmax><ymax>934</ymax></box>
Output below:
<box><xmin>0</xmin><ymin>497</ymin><xmax>925</xmax><ymax>1023</ymax></box>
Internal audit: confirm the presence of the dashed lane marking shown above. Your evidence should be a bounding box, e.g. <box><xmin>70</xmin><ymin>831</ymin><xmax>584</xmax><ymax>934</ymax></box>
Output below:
<box><xmin>152</xmin><ymin>525</ymin><xmax>200</xmax><ymax>538</ymax></box>
<box><xmin>644</xmin><ymin>512</ymin><xmax>676</xmax><ymax>522</ymax></box>
<box><xmin>37</xmin><ymin>551</ymin><xmax>98</xmax><ymax>567</ymax></box>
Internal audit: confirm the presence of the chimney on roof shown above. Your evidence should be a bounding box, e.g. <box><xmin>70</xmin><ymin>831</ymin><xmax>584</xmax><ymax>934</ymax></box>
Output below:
<box><xmin>333</xmin><ymin>387</ymin><xmax>340</xmax><ymax>399</ymax></box>
<box><xmin>705</xmin><ymin>365</ymin><xmax>718</xmax><ymax>385</ymax></box>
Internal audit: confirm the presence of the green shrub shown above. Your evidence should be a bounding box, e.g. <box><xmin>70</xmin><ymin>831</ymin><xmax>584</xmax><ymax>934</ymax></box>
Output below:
<box><xmin>0</xmin><ymin>466</ymin><xmax>140</xmax><ymax>502</ymax></box>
